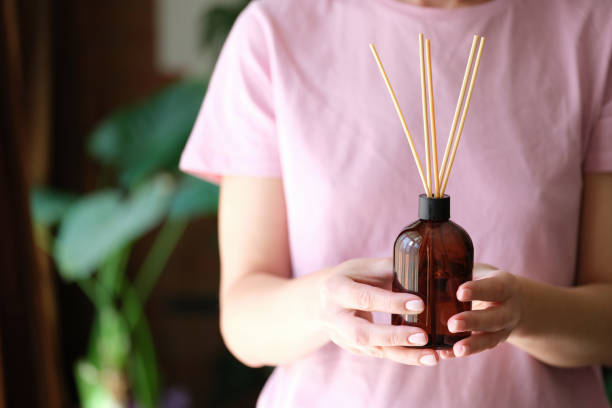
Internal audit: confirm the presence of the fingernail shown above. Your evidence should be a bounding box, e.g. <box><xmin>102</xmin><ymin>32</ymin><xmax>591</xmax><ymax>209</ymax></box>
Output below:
<box><xmin>408</xmin><ymin>333</ymin><xmax>427</xmax><ymax>345</ymax></box>
<box><xmin>455</xmin><ymin>345</ymin><xmax>467</xmax><ymax>357</ymax></box>
<box><xmin>420</xmin><ymin>354</ymin><xmax>437</xmax><ymax>366</ymax></box>
<box><xmin>405</xmin><ymin>300</ymin><xmax>424</xmax><ymax>312</ymax></box>
<box><xmin>449</xmin><ymin>319</ymin><xmax>466</xmax><ymax>333</ymax></box>
<box><xmin>458</xmin><ymin>288</ymin><xmax>472</xmax><ymax>301</ymax></box>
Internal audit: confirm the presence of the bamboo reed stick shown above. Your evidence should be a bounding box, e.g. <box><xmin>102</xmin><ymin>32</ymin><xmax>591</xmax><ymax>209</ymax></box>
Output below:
<box><xmin>369</xmin><ymin>43</ymin><xmax>431</xmax><ymax>197</ymax></box>
<box><xmin>439</xmin><ymin>35</ymin><xmax>479</xmax><ymax>185</ymax></box>
<box><xmin>425</xmin><ymin>38</ymin><xmax>440</xmax><ymax>198</ymax></box>
<box><xmin>419</xmin><ymin>34</ymin><xmax>432</xmax><ymax>197</ymax></box>
<box><xmin>440</xmin><ymin>36</ymin><xmax>485</xmax><ymax>195</ymax></box>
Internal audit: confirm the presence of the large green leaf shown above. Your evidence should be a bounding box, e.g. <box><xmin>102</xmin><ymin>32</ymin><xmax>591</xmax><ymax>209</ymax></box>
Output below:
<box><xmin>88</xmin><ymin>80</ymin><xmax>207</xmax><ymax>189</ymax></box>
<box><xmin>30</xmin><ymin>187</ymin><xmax>77</xmax><ymax>226</ymax></box>
<box><xmin>169</xmin><ymin>174</ymin><xmax>219</xmax><ymax>220</ymax></box>
<box><xmin>54</xmin><ymin>176</ymin><xmax>174</xmax><ymax>279</ymax></box>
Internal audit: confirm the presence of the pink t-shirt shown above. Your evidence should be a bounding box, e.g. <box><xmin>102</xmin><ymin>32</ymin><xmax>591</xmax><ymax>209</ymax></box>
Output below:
<box><xmin>180</xmin><ymin>0</ymin><xmax>612</xmax><ymax>406</ymax></box>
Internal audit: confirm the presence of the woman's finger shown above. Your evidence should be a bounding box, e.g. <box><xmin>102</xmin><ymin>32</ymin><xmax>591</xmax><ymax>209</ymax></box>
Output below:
<box><xmin>448</xmin><ymin>304</ymin><xmax>517</xmax><ymax>333</ymax></box>
<box><xmin>457</xmin><ymin>270</ymin><xmax>516</xmax><ymax>302</ymax></box>
<box><xmin>334</xmin><ymin>314</ymin><xmax>429</xmax><ymax>347</ymax></box>
<box><xmin>439</xmin><ymin>349</ymin><xmax>456</xmax><ymax>359</ymax></box>
<box><xmin>452</xmin><ymin>330</ymin><xmax>510</xmax><ymax>357</ymax></box>
<box><xmin>331</xmin><ymin>336</ymin><xmax>382</xmax><ymax>358</ymax></box>
<box><xmin>362</xmin><ymin>346</ymin><xmax>385</xmax><ymax>358</ymax></box>
<box><xmin>381</xmin><ymin>346</ymin><xmax>439</xmax><ymax>366</ymax></box>
<box><xmin>325</xmin><ymin>275</ymin><xmax>424</xmax><ymax>314</ymax></box>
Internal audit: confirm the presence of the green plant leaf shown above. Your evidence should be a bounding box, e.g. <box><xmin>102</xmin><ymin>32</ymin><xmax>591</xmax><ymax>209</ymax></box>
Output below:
<box><xmin>88</xmin><ymin>80</ymin><xmax>207</xmax><ymax>189</ymax></box>
<box><xmin>120</xmin><ymin>281</ymin><xmax>159</xmax><ymax>407</ymax></box>
<box><xmin>200</xmin><ymin>0</ymin><xmax>250</xmax><ymax>53</ymax></box>
<box><xmin>75</xmin><ymin>360</ymin><xmax>119</xmax><ymax>408</ymax></box>
<box><xmin>97</xmin><ymin>307</ymin><xmax>130</xmax><ymax>369</ymax></box>
<box><xmin>127</xmin><ymin>307</ymin><xmax>160</xmax><ymax>407</ymax></box>
<box><xmin>135</xmin><ymin>220</ymin><xmax>187</xmax><ymax>302</ymax></box>
<box><xmin>98</xmin><ymin>246</ymin><xmax>131</xmax><ymax>297</ymax></box>
<box><xmin>30</xmin><ymin>187</ymin><xmax>77</xmax><ymax>226</ymax></box>
<box><xmin>129</xmin><ymin>341</ymin><xmax>159</xmax><ymax>408</ymax></box>
<box><xmin>77</xmin><ymin>308</ymin><xmax>130</xmax><ymax>408</ymax></box>
<box><xmin>85</xmin><ymin>312</ymin><xmax>103</xmax><ymax>367</ymax></box>
<box><xmin>169</xmin><ymin>174</ymin><xmax>219</xmax><ymax>220</ymax></box>
<box><xmin>54</xmin><ymin>176</ymin><xmax>174</xmax><ymax>279</ymax></box>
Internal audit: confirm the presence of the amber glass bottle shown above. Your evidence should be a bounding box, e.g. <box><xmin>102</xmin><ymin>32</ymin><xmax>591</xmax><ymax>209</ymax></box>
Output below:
<box><xmin>392</xmin><ymin>194</ymin><xmax>473</xmax><ymax>349</ymax></box>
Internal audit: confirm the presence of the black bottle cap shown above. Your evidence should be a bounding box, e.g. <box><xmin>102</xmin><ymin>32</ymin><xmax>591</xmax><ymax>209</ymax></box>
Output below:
<box><xmin>418</xmin><ymin>194</ymin><xmax>450</xmax><ymax>221</ymax></box>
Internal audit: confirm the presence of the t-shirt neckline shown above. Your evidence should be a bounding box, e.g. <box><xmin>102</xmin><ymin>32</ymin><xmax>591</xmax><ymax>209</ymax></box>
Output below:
<box><xmin>372</xmin><ymin>0</ymin><xmax>511</xmax><ymax>19</ymax></box>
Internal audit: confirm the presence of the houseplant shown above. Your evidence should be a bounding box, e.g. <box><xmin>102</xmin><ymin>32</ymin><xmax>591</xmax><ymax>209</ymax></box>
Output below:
<box><xmin>31</xmin><ymin>79</ymin><xmax>217</xmax><ymax>407</ymax></box>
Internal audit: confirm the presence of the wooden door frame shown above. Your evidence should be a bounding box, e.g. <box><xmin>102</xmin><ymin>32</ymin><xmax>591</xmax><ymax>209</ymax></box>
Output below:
<box><xmin>0</xmin><ymin>0</ymin><xmax>63</xmax><ymax>406</ymax></box>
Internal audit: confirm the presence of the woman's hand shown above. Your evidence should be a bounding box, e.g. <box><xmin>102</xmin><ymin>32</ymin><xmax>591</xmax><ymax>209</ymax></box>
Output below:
<box><xmin>318</xmin><ymin>258</ymin><xmax>439</xmax><ymax>366</ymax></box>
<box><xmin>440</xmin><ymin>264</ymin><xmax>523</xmax><ymax>360</ymax></box>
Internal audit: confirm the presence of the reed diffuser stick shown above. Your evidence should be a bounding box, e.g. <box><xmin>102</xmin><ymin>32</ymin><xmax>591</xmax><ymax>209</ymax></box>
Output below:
<box><xmin>441</xmin><ymin>36</ymin><xmax>485</xmax><ymax>195</ymax></box>
<box><xmin>439</xmin><ymin>35</ymin><xmax>479</xmax><ymax>184</ymax></box>
<box><xmin>425</xmin><ymin>38</ymin><xmax>440</xmax><ymax>198</ymax></box>
<box><xmin>369</xmin><ymin>43</ymin><xmax>431</xmax><ymax>197</ymax></box>
<box><xmin>418</xmin><ymin>34</ymin><xmax>432</xmax><ymax>197</ymax></box>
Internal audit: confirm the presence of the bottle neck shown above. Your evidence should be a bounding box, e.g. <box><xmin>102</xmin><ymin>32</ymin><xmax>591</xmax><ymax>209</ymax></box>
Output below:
<box><xmin>418</xmin><ymin>194</ymin><xmax>450</xmax><ymax>221</ymax></box>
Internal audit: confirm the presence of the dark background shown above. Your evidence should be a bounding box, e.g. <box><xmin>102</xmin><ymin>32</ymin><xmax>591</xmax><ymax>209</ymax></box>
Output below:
<box><xmin>1</xmin><ymin>0</ymin><xmax>268</xmax><ymax>406</ymax></box>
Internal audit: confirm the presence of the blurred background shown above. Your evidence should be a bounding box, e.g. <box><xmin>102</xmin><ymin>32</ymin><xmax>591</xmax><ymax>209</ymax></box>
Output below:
<box><xmin>1</xmin><ymin>0</ymin><xmax>273</xmax><ymax>407</ymax></box>
<box><xmin>1</xmin><ymin>0</ymin><xmax>611</xmax><ymax>407</ymax></box>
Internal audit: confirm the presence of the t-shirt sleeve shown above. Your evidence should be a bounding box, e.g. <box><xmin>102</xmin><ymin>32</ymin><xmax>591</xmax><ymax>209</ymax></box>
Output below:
<box><xmin>584</xmin><ymin>58</ymin><xmax>612</xmax><ymax>173</ymax></box>
<box><xmin>179</xmin><ymin>3</ymin><xmax>280</xmax><ymax>184</ymax></box>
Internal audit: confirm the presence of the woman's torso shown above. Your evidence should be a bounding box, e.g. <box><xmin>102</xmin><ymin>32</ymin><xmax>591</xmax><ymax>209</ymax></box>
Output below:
<box><xmin>232</xmin><ymin>0</ymin><xmax>612</xmax><ymax>406</ymax></box>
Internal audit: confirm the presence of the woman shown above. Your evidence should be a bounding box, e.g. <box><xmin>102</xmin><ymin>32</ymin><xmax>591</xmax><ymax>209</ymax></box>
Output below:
<box><xmin>180</xmin><ymin>0</ymin><xmax>612</xmax><ymax>406</ymax></box>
